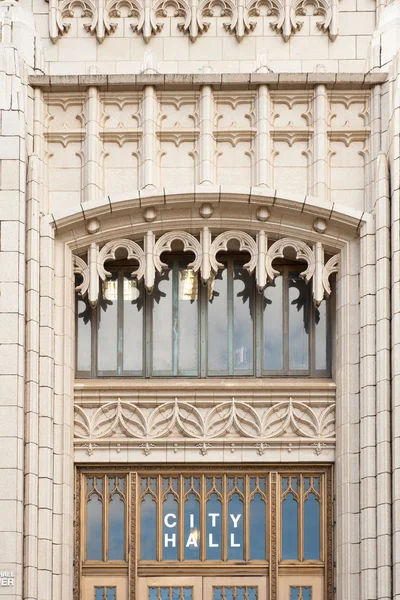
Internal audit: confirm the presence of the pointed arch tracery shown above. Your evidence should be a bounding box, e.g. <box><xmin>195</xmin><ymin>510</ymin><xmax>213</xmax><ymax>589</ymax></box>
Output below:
<box><xmin>74</xmin><ymin>227</ymin><xmax>339</xmax><ymax>307</ymax></box>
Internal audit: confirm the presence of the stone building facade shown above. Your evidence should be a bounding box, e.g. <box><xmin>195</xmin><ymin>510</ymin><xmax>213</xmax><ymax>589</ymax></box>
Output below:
<box><xmin>0</xmin><ymin>0</ymin><xmax>399</xmax><ymax>598</ymax></box>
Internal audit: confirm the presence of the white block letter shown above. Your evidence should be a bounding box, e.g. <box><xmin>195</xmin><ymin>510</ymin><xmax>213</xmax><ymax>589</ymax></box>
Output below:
<box><xmin>164</xmin><ymin>513</ymin><xmax>177</xmax><ymax>528</ymax></box>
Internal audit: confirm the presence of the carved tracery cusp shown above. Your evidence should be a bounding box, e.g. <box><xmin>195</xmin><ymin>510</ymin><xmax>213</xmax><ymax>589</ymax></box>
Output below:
<box><xmin>209</xmin><ymin>230</ymin><xmax>258</xmax><ymax>276</ymax></box>
<box><xmin>98</xmin><ymin>239</ymin><xmax>146</xmax><ymax>280</ymax></box>
<box><xmin>266</xmin><ymin>237</ymin><xmax>315</xmax><ymax>283</ymax></box>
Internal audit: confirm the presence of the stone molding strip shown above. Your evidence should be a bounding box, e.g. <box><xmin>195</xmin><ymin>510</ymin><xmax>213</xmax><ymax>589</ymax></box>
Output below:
<box><xmin>29</xmin><ymin>72</ymin><xmax>388</xmax><ymax>91</ymax></box>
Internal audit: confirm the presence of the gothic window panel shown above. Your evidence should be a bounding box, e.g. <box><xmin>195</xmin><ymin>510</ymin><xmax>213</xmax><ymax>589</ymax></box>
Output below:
<box><xmin>76</xmin><ymin>254</ymin><xmax>332</xmax><ymax>378</ymax></box>
<box><xmin>84</xmin><ymin>475</ymin><xmax>127</xmax><ymax>562</ymax></box>
<box><xmin>281</xmin><ymin>475</ymin><xmax>322</xmax><ymax>562</ymax></box>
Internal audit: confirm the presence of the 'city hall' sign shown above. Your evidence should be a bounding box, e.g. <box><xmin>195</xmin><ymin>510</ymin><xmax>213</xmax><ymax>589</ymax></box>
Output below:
<box><xmin>164</xmin><ymin>513</ymin><xmax>242</xmax><ymax>548</ymax></box>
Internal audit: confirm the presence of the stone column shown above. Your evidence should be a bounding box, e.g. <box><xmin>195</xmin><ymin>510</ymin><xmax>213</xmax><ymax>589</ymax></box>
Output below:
<box><xmin>359</xmin><ymin>218</ymin><xmax>378</xmax><ymax>600</ymax></box>
<box><xmin>374</xmin><ymin>153</ymin><xmax>392</xmax><ymax>600</ymax></box>
<box><xmin>84</xmin><ymin>87</ymin><xmax>103</xmax><ymax>203</ymax></box>
<box><xmin>312</xmin><ymin>84</ymin><xmax>328</xmax><ymax>202</ymax></box>
<box><xmin>335</xmin><ymin>239</ymin><xmax>361</xmax><ymax>600</ymax></box>
<box><xmin>141</xmin><ymin>86</ymin><xmax>158</xmax><ymax>189</ymax></box>
<box><xmin>199</xmin><ymin>86</ymin><xmax>215</xmax><ymax>185</ymax></box>
<box><xmin>254</xmin><ymin>85</ymin><xmax>272</xmax><ymax>188</ymax></box>
<box><xmin>0</xmin><ymin>4</ymin><xmax>36</xmax><ymax>598</ymax></box>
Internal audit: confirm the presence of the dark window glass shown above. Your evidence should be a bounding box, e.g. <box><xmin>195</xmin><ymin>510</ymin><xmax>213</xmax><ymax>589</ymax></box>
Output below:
<box><xmin>97</xmin><ymin>273</ymin><xmax>118</xmax><ymax>372</ymax></box>
<box><xmin>263</xmin><ymin>276</ymin><xmax>283</xmax><ymax>370</ymax></box>
<box><xmin>250</xmin><ymin>493</ymin><xmax>266</xmax><ymax>560</ymax></box>
<box><xmin>282</xmin><ymin>477</ymin><xmax>299</xmax><ymax>560</ymax></box>
<box><xmin>140</xmin><ymin>494</ymin><xmax>157</xmax><ymax>560</ymax></box>
<box><xmin>288</xmin><ymin>274</ymin><xmax>309</xmax><ymax>371</ymax></box>
<box><xmin>76</xmin><ymin>296</ymin><xmax>91</xmax><ymax>372</ymax></box>
<box><xmin>123</xmin><ymin>275</ymin><xmax>143</xmax><ymax>372</ymax></box>
<box><xmin>108</xmin><ymin>478</ymin><xmax>125</xmax><ymax>560</ymax></box>
<box><xmin>208</xmin><ymin>269</ymin><xmax>229</xmax><ymax>374</ymax></box>
<box><xmin>86</xmin><ymin>478</ymin><xmax>103</xmax><ymax>560</ymax></box>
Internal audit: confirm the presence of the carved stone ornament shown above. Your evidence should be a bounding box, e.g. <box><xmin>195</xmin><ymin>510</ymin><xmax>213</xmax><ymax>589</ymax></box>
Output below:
<box><xmin>74</xmin><ymin>396</ymin><xmax>335</xmax><ymax>455</ymax></box>
<box><xmin>265</xmin><ymin>237</ymin><xmax>315</xmax><ymax>282</ymax></box>
<box><xmin>73</xmin><ymin>229</ymin><xmax>338</xmax><ymax>306</ymax></box>
<box><xmin>47</xmin><ymin>0</ymin><xmax>339</xmax><ymax>42</ymax></box>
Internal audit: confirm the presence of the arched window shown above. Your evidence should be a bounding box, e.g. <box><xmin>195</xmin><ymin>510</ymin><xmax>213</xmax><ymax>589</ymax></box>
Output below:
<box><xmin>76</xmin><ymin>252</ymin><xmax>332</xmax><ymax>378</ymax></box>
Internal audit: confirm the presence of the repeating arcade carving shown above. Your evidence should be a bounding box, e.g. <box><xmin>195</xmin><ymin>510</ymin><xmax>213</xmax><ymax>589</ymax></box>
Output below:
<box><xmin>74</xmin><ymin>396</ymin><xmax>335</xmax><ymax>455</ymax></box>
<box><xmin>48</xmin><ymin>0</ymin><xmax>339</xmax><ymax>42</ymax></box>
<box><xmin>74</xmin><ymin>230</ymin><xmax>339</xmax><ymax>307</ymax></box>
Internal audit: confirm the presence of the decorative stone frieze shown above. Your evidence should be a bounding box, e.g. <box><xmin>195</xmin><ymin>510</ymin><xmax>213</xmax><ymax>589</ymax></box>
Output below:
<box><xmin>74</xmin><ymin>229</ymin><xmax>339</xmax><ymax>306</ymax></box>
<box><xmin>48</xmin><ymin>0</ymin><xmax>339</xmax><ymax>43</ymax></box>
<box><xmin>74</xmin><ymin>396</ymin><xmax>335</xmax><ymax>456</ymax></box>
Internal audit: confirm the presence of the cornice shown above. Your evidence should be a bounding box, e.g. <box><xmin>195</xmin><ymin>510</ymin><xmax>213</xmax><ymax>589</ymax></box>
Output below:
<box><xmin>29</xmin><ymin>72</ymin><xmax>388</xmax><ymax>91</ymax></box>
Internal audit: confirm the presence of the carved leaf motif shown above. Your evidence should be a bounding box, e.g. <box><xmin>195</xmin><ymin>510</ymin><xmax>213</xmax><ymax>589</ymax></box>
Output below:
<box><xmin>146</xmin><ymin>400</ymin><xmax>205</xmax><ymax>438</ymax></box>
<box><xmin>262</xmin><ymin>399</ymin><xmax>319</xmax><ymax>438</ymax></box>
<box><xmin>74</xmin><ymin>405</ymin><xmax>91</xmax><ymax>437</ymax></box>
<box><xmin>81</xmin><ymin>400</ymin><xmax>147</xmax><ymax>438</ymax></box>
<box><xmin>204</xmin><ymin>400</ymin><xmax>262</xmax><ymax>438</ymax></box>
<box><xmin>318</xmin><ymin>405</ymin><xmax>335</xmax><ymax>437</ymax></box>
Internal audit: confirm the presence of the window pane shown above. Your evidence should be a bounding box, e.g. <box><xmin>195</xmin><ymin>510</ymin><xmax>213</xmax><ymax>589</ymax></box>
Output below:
<box><xmin>184</xmin><ymin>493</ymin><xmax>200</xmax><ymax>560</ymax></box>
<box><xmin>108</xmin><ymin>481</ymin><xmax>125</xmax><ymax>560</ymax></box>
<box><xmin>206</xmin><ymin>493</ymin><xmax>222</xmax><ymax>560</ymax></box>
<box><xmin>288</xmin><ymin>274</ymin><xmax>309</xmax><ymax>370</ymax></box>
<box><xmin>86</xmin><ymin>492</ymin><xmax>103</xmax><ymax>560</ymax></box>
<box><xmin>315</xmin><ymin>299</ymin><xmax>328</xmax><ymax>371</ymax></box>
<box><xmin>228</xmin><ymin>493</ymin><xmax>244</xmax><ymax>560</ymax></box>
<box><xmin>282</xmin><ymin>477</ymin><xmax>299</xmax><ymax>560</ymax></box>
<box><xmin>76</xmin><ymin>296</ymin><xmax>91</xmax><ymax>372</ymax></box>
<box><xmin>178</xmin><ymin>266</ymin><xmax>199</xmax><ymax>374</ymax></box>
<box><xmin>152</xmin><ymin>268</ymin><xmax>173</xmax><ymax>373</ymax></box>
<box><xmin>97</xmin><ymin>272</ymin><xmax>118</xmax><ymax>372</ymax></box>
<box><xmin>304</xmin><ymin>478</ymin><xmax>320</xmax><ymax>560</ymax></box>
<box><xmin>263</xmin><ymin>276</ymin><xmax>283</xmax><ymax>370</ymax></box>
<box><xmin>140</xmin><ymin>494</ymin><xmax>157</xmax><ymax>560</ymax></box>
<box><xmin>123</xmin><ymin>275</ymin><xmax>143</xmax><ymax>372</ymax></box>
<box><xmin>233</xmin><ymin>265</ymin><xmax>254</xmax><ymax>373</ymax></box>
<box><xmin>208</xmin><ymin>269</ymin><xmax>228</xmax><ymax>373</ymax></box>
<box><xmin>162</xmin><ymin>493</ymin><xmax>178</xmax><ymax>560</ymax></box>
<box><xmin>250</xmin><ymin>494</ymin><xmax>266</xmax><ymax>559</ymax></box>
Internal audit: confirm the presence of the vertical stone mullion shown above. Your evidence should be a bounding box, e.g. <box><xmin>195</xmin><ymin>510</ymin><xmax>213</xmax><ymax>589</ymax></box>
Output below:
<box><xmin>141</xmin><ymin>86</ymin><xmax>158</xmax><ymax>189</ymax></box>
<box><xmin>53</xmin><ymin>240</ymin><xmax>75</xmax><ymax>600</ymax></box>
<box><xmin>390</xmin><ymin>77</ymin><xmax>400</xmax><ymax>600</ymax></box>
<box><xmin>199</xmin><ymin>85</ymin><xmax>215</xmax><ymax>185</ymax></box>
<box><xmin>84</xmin><ymin>86</ymin><xmax>102</xmax><ymax>203</ymax></box>
<box><xmin>360</xmin><ymin>218</ymin><xmax>377</xmax><ymax>600</ymax></box>
<box><xmin>374</xmin><ymin>152</ymin><xmax>392</xmax><ymax>600</ymax></box>
<box><xmin>335</xmin><ymin>240</ymin><xmax>361</xmax><ymax>600</ymax></box>
<box><xmin>312</xmin><ymin>84</ymin><xmax>328</xmax><ymax>201</ymax></box>
<box><xmin>38</xmin><ymin>218</ymin><xmax>55</xmax><ymax>600</ymax></box>
<box><xmin>24</xmin><ymin>154</ymin><xmax>40</xmax><ymax>600</ymax></box>
<box><xmin>255</xmin><ymin>84</ymin><xmax>272</xmax><ymax>188</ymax></box>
